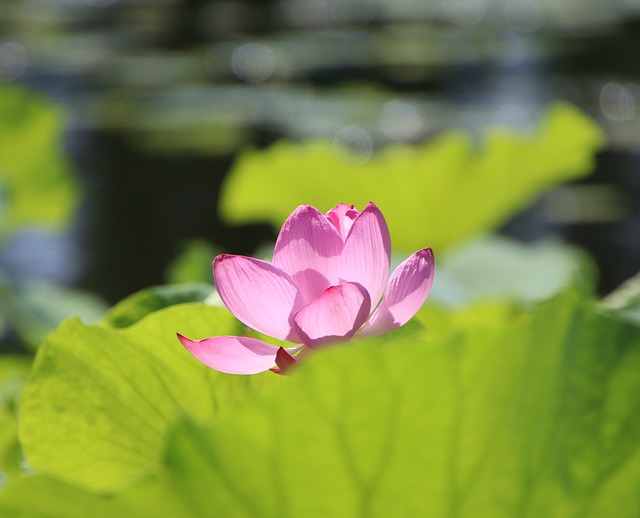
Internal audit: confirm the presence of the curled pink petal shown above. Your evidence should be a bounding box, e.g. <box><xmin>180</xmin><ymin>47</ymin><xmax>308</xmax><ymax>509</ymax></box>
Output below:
<box><xmin>177</xmin><ymin>334</ymin><xmax>286</xmax><ymax>375</ymax></box>
<box><xmin>326</xmin><ymin>203</ymin><xmax>360</xmax><ymax>241</ymax></box>
<box><xmin>270</xmin><ymin>347</ymin><xmax>298</xmax><ymax>375</ymax></box>
<box><xmin>273</xmin><ymin>205</ymin><xmax>344</xmax><ymax>303</ymax></box>
<box><xmin>339</xmin><ymin>202</ymin><xmax>391</xmax><ymax>308</ymax></box>
<box><xmin>214</xmin><ymin>255</ymin><xmax>302</xmax><ymax>342</ymax></box>
<box><xmin>293</xmin><ymin>282</ymin><xmax>371</xmax><ymax>348</ymax></box>
<box><xmin>359</xmin><ymin>248</ymin><xmax>435</xmax><ymax>338</ymax></box>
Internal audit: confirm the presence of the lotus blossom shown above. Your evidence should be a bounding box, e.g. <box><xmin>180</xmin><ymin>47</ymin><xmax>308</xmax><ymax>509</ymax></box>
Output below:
<box><xmin>178</xmin><ymin>202</ymin><xmax>434</xmax><ymax>375</ymax></box>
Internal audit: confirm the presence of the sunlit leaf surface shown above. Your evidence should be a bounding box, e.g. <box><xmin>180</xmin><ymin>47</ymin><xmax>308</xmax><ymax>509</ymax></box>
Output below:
<box><xmin>221</xmin><ymin>103</ymin><xmax>604</xmax><ymax>253</ymax></box>
<box><xmin>157</xmin><ymin>294</ymin><xmax>640</xmax><ymax>517</ymax></box>
<box><xmin>0</xmin><ymin>475</ymin><xmax>186</xmax><ymax>517</ymax></box>
<box><xmin>12</xmin><ymin>293</ymin><xmax>640</xmax><ymax>516</ymax></box>
<box><xmin>19</xmin><ymin>304</ymin><xmax>284</xmax><ymax>491</ymax></box>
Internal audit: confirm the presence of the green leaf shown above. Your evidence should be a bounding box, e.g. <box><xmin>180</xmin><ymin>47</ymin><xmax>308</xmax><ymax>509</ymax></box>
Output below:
<box><xmin>154</xmin><ymin>292</ymin><xmax>640</xmax><ymax>516</ymax></box>
<box><xmin>221</xmin><ymin>103</ymin><xmax>604</xmax><ymax>253</ymax></box>
<box><xmin>0</xmin><ymin>355</ymin><xmax>31</xmax><ymax>406</ymax></box>
<box><xmin>0</xmin><ymin>85</ymin><xmax>78</xmax><ymax>235</ymax></box>
<box><xmin>602</xmin><ymin>271</ymin><xmax>640</xmax><ymax>326</ymax></box>
<box><xmin>14</xmin><ymin>293</ymin><xmax>640</xmax><ymax>516</ymax></box>
<box><xmin>0</xmin><ymin>474</ymin><xmax>188</xmax><ymax>518</ymax></box>
<box><xmin>431</xmin><ymin>235</ymin><xmax>596</xmax><ymax>306</ymax></box>
<box><xmin>19</xmin><ymin>303</ymin><xmax>285</xmax><ymax>491</ymax></box>
<box><xmin>0</xmin><ymin>280</ymin><xmax>109</xmax><ymax>349</ymax></box>
<box><xmin>417</xmin><ymin>299</ymin><xmax>528</xmax><ymax>343</ymax></box>
<box><xmin>165</xmin><ymin>240</ymin><xmax>218</xmax><ymax>285</ymax></box>
<box><xmin>0</xmin><ymin>408</ymin><xmax>21</xmax><ymax>482</ymax></box>
<box><xmin>101</xmin><ymin>283</ymin><xmax>215</xmax><ymax>329</ymax></box>
<box><xmin>0</xmin><ymin>356</ymin><xmax>31</xmax><ymax>480</ymax></box>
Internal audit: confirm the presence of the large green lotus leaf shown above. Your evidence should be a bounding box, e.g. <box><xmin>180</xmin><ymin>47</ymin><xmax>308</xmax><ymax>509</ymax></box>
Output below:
<box><xmin>101</xmin><ymin>283</ymin><xmax>214</xmax><ymax>329</ymax></box>
<box><xmin>9</xmin><ymin>293</ymin><xmax>640</xmax><ymax>516</ymax></box>
<box><xmin>18</xmin><ymin>303</ymin><xmax>285</xmax><ymax>492</ymax></box>
<box><xmin>221</xmin><ymin>103</ymin><xmax>604</xmax><ymax>253</ymax></box>
<box><xmin>416</xmin><ymin>299</ymin><xmax>528</xmax><ymax>343</ymax></box>
<box><xmin>158</xmin><ymin>293</ymin><xmax>640</xmax><ymax>517</ymax></box>
<box><xmin>0</xmin><ymin>85</ymin><xmax>78</xmax><ymax>234</ymax></box>
<box><xmin>0</xmin><ymin>474</ymin><xmax>189</xmax><ymax>517</ymax></box>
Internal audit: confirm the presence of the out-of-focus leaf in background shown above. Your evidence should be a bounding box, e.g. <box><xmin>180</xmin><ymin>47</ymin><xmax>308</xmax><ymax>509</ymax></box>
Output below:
<box><xmin>18</xmin><ymin>303</ymin><xmax>284</xmax><ymax>492</ymax></box>
<box><xmin>0</xmin><ymin>85</ymin><xmax>78</xmax><ymax>236</ymax></box>
<box><xmin>431</xmin><ymin>235</ymin><xmax>597</xmax><ymax>306</ymax></box>
<box><xmin>0</xmin><ymin>86</ymin><xmax>106</xmax><ymax>351</ymax></box>
<box><xmin>221</xmin><ymin>103</ymin><xmax>604</xmax><ymax>254</ymax></box>
<box><xmin>0</xmin><ymin>356</ymin><xmax>30</xmax><ymax>481</ymax></box>
<box><xmin>165</xmin><ymin>239</ymin><xmax>217</xmax><ymax>286</ymax></box>
<box><xmin>0</xmin><ymin>281</ymin><xmax>108</xmax><ymax>350</ymax></box>
<box><xmin>7</xmin><ymin>292</ymin><xmax>640</xmax><ymax>516</ymax></box>
<box><xmin>602</xmin><ymin>270</ymin><xmax>640</xmax><ymax>326</ymax></box>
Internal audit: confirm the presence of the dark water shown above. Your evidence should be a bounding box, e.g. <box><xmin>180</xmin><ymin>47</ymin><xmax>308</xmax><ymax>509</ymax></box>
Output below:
<box><xmin>1</xmin><ymin>0</ymin><xmax>639</xmax><ymax>302</ymax></box>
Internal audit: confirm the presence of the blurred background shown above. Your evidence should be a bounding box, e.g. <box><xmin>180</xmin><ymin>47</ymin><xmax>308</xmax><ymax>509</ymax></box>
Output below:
<box><xmin>1</xmin><ymin>0</ymin><xmax>639</xmax><ymax>350</ymax></box>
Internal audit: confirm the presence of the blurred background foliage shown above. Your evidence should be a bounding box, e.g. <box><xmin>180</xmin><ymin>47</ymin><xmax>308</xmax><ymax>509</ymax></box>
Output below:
<box><xmin>0</xmin><ymin>0</ymin><xmax>639</xmax><ymax>515</ymax></box>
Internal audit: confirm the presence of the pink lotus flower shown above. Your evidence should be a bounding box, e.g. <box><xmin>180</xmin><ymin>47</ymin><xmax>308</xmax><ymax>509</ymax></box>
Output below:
<box><xmin>178</xmin><ymin>203</ymin><xmax>434</xmax><ymax>375</ymax></box>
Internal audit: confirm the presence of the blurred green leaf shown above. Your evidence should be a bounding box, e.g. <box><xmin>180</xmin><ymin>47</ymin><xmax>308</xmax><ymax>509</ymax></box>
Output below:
<box><xmin>0</xmin><ymin>281</ymin><xmax>109</xmax><ymax>349</ymax></box>
<box><xmin>417</xmin><ymin>299</ymin><xmax>527</xmax><ymax>343</ymax></box>
<box><xmin>0</xmin><ymin>474</ymin><xmax>188</xmax><ymax>517</ymax></box>
<box><xmin>221</xmin><ymin>103</ymin><xmax>604</xmax><ymax>253</ymax></box>
<box><xmin>431</xmin><ymin>235</ymin><xmax>596</xmax><ymax>306</ymax></box>
<box><xmin>0</xmin><ymin>356</ymin><xmax>31</xmax><ymax>480</ymax></box>
<box><xmin>0</xmin><ymin>408</ymin><xmax>21</xmax><ymax>482</ymax></box>
<box><xmin>165</xmin><ymin>240</ymin><xmax>217</xmax><ymax>285</ymax></box>
<box><xmin>19</xmin><ymin>303</ymin><xmax>284</xmax><ymax>491</ymax></box>
<box><xmin>602</xmin><ymin>271</ymin><xmax>640</xmax><ymax>326</ymax></box>
<box><xmin>0</xmin><ymin>86</ymin><xmax>78</xmax><ymax>235</ymax></box>
<box><xmin>101</xmin><ymin>283</ymin><xmax>214</xmax><ymax>329</ymax></box>
<box><xmin>0</xmin><ymin>355</ymin><xmax>30</xmax><ymax>406</ymax></box>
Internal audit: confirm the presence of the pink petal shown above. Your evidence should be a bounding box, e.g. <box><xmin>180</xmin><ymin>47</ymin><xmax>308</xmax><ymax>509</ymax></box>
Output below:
<box><xmin>293</xmin><ymin>282</ymin><xmax>371</xmax><ymax>348</ymax></box>
<box><xmin>273</xmin><ymin>205</ymin><xmax>344</xmax><ymax>304</ymax></box>
<box><xmin>326</xmin><ymin>203</ymin><xmax>360</xmax><ymax>240</ymax></box>
<box><xmin>359</xmin><ymin>248</ymin><xmax>435</xmax><ymax>338</ymax></box>
<box><xmin>177</xmin><ymin>333</ymin><xmax>285</xmax><ymax>375</ymax></box>
<box><xmin>213</xmin><ymin>255</ymin><xmax>303</xmax><ymax>342</ymax></box>
<box><xmin>270</xmin><ymin>347</ymin><xmax>298</xmax><ymax>375</ymax></box>
<box><xmin>339</xmin><ymin>202</ymin><xmax>391</xmax><ymax>308</ymax></box>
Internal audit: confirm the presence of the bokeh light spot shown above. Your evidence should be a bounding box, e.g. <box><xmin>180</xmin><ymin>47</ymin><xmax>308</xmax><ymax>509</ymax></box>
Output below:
<box><xmin>231</xmin><ymin>43</ymin><xmax>276</xmax><ymax>83</ymax></box>
<box><xmin>0</xmin><ymin>42</ymin><xmax>28</xmax><ymax>82</ymax></box>
<box><xmin>503</xmin><ymin>0</ymin><xmax>544</xmax><ymax>33</ymax></box>
<box><xmin>444</xmin><ymin>0</ymin><xmax>486</xmax><ymax>27</ymax></box>
<box><xmin>332</xmin><ymin>126</ymin><xmax>373</xmax><ymax>165</ymax></box>
<box><xmin>82</xmin><ymin>0</ymin><xmax>117</xmax><ymax>6</ymax></box>
<box><xmin>380</xmin><ymin>99</ymin><xmax>424</xmax><ymax>141</ymax></box>
<box><xmin>600</xmin><ymin>82</ymin><xmax>635</xmax><ymax>122</ymax></box>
